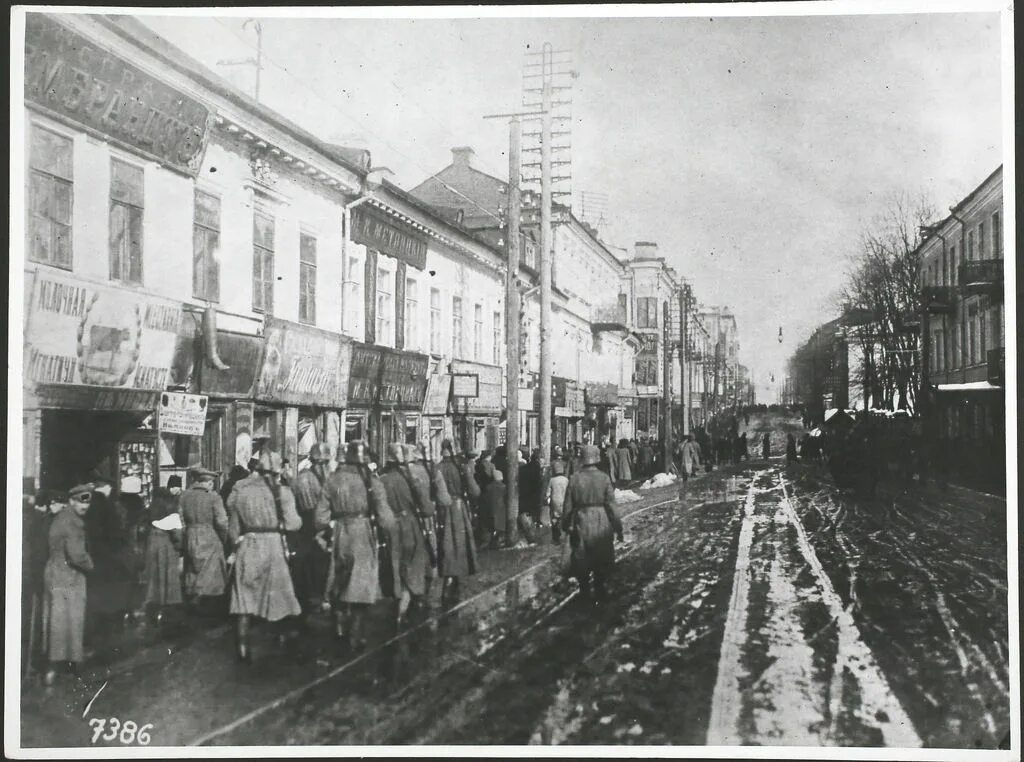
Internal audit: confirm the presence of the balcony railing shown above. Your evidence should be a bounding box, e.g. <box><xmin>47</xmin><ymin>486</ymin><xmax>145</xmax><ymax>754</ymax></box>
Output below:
<box><xmin>591</xmin><ymin>300</ymin><xmax>629</xmax><ymax>332</ymax></box>
<box><xmin>921</xmin><ymin>285</ymin><xmax>956</xmax><ymax>314</ymax></box>
<box><xmin>988</xmin><ymin>347</ymin><xmax>1004</xmax><ymax>386</ymax></box>
<box><xmin>959</xmin><ymin>259</ymin><xmax>1004</xmax><ymax>300</ymax></box>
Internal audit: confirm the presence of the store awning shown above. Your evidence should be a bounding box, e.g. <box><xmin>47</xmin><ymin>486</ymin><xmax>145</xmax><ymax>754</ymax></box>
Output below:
<box><xmin>935</xmin><ymin>381</ymin><xmax>1002</xmax><ymax>392</ymax></box>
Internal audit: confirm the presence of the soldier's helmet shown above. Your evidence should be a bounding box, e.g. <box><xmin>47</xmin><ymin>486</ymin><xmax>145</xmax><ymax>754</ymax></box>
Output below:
<box><xmin>580</xmin><ymin>444</ymin><xmax>601</xmax><ymax>466</ymax></box>
<box><xmin>552</xmin><ymin>459</ymin><xmax>567</xmax><ymax>476</ymax></box>
<box><xmin>306</xmin><ymin>443</ymin><xmax>329</xmax><ymax>463</ymax></box>
<box><xmin>441</xmin><ymin>439</ymin><xmax>456</xmax><ymax>456</ymax></box>
<box><xmin>403</xmin><ymin>443</ymin><xmax>421</xmax><ymax>462</ymax></box>
<box><xmin>386</xmin><ymin>442</ymin><xmax>407</xmax><ymax>465</ymax></box>
<box><xmin>345</xmin><ymin>440</ymin><xmax>370</xmax><ymax>465</ymax></box>
<box><xmin>552</xmin><ymin>444</ymin><xmax>565</xmax><ymax>460</ymax></box>
<box><xmin>258</xmin><ymin>450</ymin><xmax>283</xmax><ymax>474</ymax></box>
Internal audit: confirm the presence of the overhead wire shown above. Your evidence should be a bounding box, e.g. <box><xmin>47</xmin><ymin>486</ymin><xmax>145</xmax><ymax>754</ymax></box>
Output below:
<box><xmin>209</xmin><ymin>17</ymin><xmax>507</xmax><ymax>227</ymax></box>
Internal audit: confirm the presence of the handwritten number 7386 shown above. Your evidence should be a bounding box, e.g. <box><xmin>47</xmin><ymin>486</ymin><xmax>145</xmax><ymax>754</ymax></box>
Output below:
<box><xmin>88</xmin><ymin>718</ymin><xmax>152</xmax><ymax>745</ymax></box>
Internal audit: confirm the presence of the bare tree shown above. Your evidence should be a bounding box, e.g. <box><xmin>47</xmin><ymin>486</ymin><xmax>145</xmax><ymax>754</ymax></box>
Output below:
<box><xmin>840</xmin><ymin>192</ymin><xmax>935</xmax><ymax>412</ymax></box>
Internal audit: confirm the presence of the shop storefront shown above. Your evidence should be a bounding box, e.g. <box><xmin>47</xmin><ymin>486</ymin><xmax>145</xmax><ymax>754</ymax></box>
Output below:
<box><xmin>421</xmin><ymin>366</ymin><xmax>453</xmax><ymax>461</ymax></box>
<box><xmin>584</xmin><ymin>381</ymin><xmax>620</xmax><ymax>445</ymax></box>
<box><xmin>252</xmin><ymin>317</ymin><xmax>353</xmax><ymax>468</ymax></box>
<box><xmin>347</xmin><ymin>342</ymin><xmax>430</xmax><ymax>458</ymax></box>
<box><xmin>552</xmin><ymin>377</ymin><xmax>586</xmax><ymax>448</ymax></box>
<box><xmin>451</xmin><ymin>359</ymin><xmax>503</xmax><ymax>454</ymax></box>
<box><xmin>23</xmin><ymin>269</ymin><xmax>188</xmax><ymax>494</ymax></box>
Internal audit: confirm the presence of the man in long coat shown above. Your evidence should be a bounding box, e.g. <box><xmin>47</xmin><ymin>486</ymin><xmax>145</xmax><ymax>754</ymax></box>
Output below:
<box><xmin>436</xmin><ymin>439</ymin><xmax>479</xmax><ymax>607</ymax></box>
<box><xmin>561</xmin><ymin>445</ymin><xmax>623</xmax><ymax>604</ymax></box>
<box><xmin>612</xmin><ymin>439</ymin><xmax>633</xmax><ymax>487</ymax></box>
<box><xmin>85</xmin><ymin>474</ymin><xmax>133</xmax><ymax>632</ymax></box>
<box><xmin>315</xmin><ymin>441</ymin><xmax>389</xmax><ymax>652</ymax></box>
<box><xmin>179</xmin><ymin>466</ymin><xmax>229</xmax><ymax>615</ymax></box>
<box><xmin>289</xmin><ymin>444</ymin><xmax>331</xmax><ymax>617</ymax></box>
<box><xmin>405</xmin><ymin>444</ymin><xmax>444</xmax><ymax>603</ymax></box>
<box><xmin>42</xmin><ymin>483</ymin><xmax>94</xmax><ymax>685</ymax></box>
<box><xmin>226</xmin><ymin>451</ymin><xmax>302</xmax><ymax>662</ymax></box>
<box><xmin>378</xmin><ymin>443</ymin><xmax>432</xmax><ymax>630</ymax></box>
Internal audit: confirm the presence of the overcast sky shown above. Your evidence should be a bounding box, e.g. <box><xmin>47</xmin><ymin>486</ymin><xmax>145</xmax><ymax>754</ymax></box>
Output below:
<box><xmin>138</xmin><ymin>7</ymin><xmax>1004</xmax><ymax>402</ymax></box>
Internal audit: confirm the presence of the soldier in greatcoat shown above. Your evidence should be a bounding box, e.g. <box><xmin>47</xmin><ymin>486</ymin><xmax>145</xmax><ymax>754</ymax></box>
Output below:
<box><xmin>289</xmin><ymin>444</ymin><xmax>332</xmax><ymax>617</ymax></box>
<box><xmin>42</xmin><ymin>483</ymin><xmax>94</xmax><ymax>685</ymax></box>
<box><xmin>180</xmin><ymin>466</ymin><xmax>229</xmax><ymax>615</ymax></box>
<box><xmin>379</xmin><ymin>444</ymin><xmax>433</xmax><ymax>630</ymax></box>
<box><xmin>561</xmin><ymin>445</ymin><xmax>624</xmax><ymax>604</ymax></box>
<box><xmin>405</xmin><ymin>443</ymin><xmax>444</xmax><ymax>605</ymax></box>
<box><xmin>226</xmin><ymin>452</ymin><xmax>302</xmax><ymax>662</ymax></box>
<box><xmin>315</xmin><ymin>441</ymin><xmax>390</xmax><ymax>652</ymax></box>
<box><xmin>436</xmin><ymin>439</ymin><xmax>479</xmax><ymax>607</ymax></box>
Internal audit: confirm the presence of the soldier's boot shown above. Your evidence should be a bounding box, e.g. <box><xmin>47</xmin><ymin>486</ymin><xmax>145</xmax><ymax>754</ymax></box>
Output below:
<box><xmin>551</xmin><ymin>522</ymin><xmax>562</xmax><ymax>544</ymax></box>
<box><xmin>334</xmin><ymin>607</ymin><xmax>347</xmax><ymax>642</ymax></box>
<box><xmin>396</xmin><ymin>590</ymin><xmax>412</xmax><ymax>633</ymax></box>
<box><xmin>448</xmin><ymin>577</ymin><xmax>462</xmax><ymax>607</ymax></box>
<box><xmin>593</xmin><ymin>574</ymin><xmax>608</xmax><ymax>606</ymax></box>
<box><xmin>578</xmin><ymin>575</ymin><xmax>592</xmax><ymax>603</ymax></box>
<box><xmin>235</xmin><ymin>615</ymin><xmax>252</xmax><ymax>664</ymax></box>
<box><xmin>349</xmin><ymin>606</ymin><xmax>368</xmax><ymax>652</ymax></box>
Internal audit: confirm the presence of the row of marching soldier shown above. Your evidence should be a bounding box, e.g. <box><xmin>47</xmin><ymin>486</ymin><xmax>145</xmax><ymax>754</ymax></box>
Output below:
<box><xmin>29</xmin><ymin>436</ymin><xmax>622</xmax><ymax>676</ymax></box>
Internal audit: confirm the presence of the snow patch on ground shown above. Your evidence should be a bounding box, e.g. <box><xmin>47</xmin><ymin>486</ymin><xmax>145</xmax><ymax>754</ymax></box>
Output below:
<box><xmin>615</xmin><ymin>489</ymin><xmax>642</xmax><ymax>503</ymax></box>
<box><xmin>639</xmin><ymin>472</ymin><xmax>678</xmax><ymax>490</ymax></box>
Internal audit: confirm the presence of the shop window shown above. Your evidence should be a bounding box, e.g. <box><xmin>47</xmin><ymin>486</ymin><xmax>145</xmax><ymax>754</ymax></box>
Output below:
<box><xmin>430</xmin><ymin>287</ymin><xmax>442</xmax><ymax>355</ymax></box>
<box><xmin>404</xmin><ymin>417</ymin><xmax>419</xmax><ymax>445</ymax></box>
<box><xmin>493</xmin><ymin>311</ymin><xmax>502</xmax><ymax>366</ymax></box>
<box><xmin>29</xmin><ymin>124</ymin><xmax>73</xmax><ymax>269</ymax></box>
<box><xmin>252</xmin><ymin>211</ymin><xmax>275</xmax><ymax>314</ymax></box>
<box><xmin>376</xmin><ymin>265</ymin><xmax>394</xmax><ymax>346</ymax></box>
<box><xmin>405</xmin><ymin>276</ymin><xmax>419</xmax><ymax>350</ymax></box>
<box><xmin>253</xmin><ymin>409</ymin><xmax>276</xmax><ymax>457</ymax></box>
<box><xmin>428</xmin><ymin>418</ymin><xmax>445</xmax><ymax>461</ymax></box>
<box><xmin>345</xmin><ymin>413</ymin><xmax>364</xmax><ymax>443</ymax></box>
<box><xmin>473</xmin><ymin>303</ymin><xmax>483</xmax><ymax>361</ymax></box>
<box><xmin>299</xmin><ymin>232</ymin><xmax>317</xmax><ymax>325</ymax></box>
<box><xmin>978</xmin><ymin>221</ymin><xmax>985</xmax><ymax>259</ymax></box>
<box><xmin>109</xmin><ymin>158</ymin><xmax>144</xmax><ymax>284</ymax></box>
<box><xmin>193</xmin><ymin>190</ymin><xmax>221</xmax><ymax>302</ymax></box>
<box><xmin>452</xmin><ymin>296</ymin><xmax>464</xmax><ymax>358</ymax></box>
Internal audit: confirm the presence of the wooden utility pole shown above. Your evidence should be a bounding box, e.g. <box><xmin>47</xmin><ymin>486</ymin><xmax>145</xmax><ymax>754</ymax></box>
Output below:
<box><xmin>538</xmin><ymin>43</ymin><xmax>554</xmax><ymax>485</ymax></box>
<box><xmin>679</xmin><ymin>285</ymin><xmax>689</xmax><ymax>437</ymax></box>
<box><xmin>663</xmin><ymin>301</ymin><xmax>673</xmax><ymax>474</ymax></box>
<box><xmin>505</xmin><ymin>118</ymin><xmax>522</xmax><ymax>542</ymax></box>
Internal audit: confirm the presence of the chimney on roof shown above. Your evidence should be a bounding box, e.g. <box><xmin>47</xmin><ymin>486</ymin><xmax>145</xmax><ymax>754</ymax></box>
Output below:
<box><xmin>451</xmin><ymin>146</ymin><xmax>476</xmax><ymax>168</ymax></box>
<box><xmin>635</xmin><ymin>241</ymin><xmax>659</xmax><ymax>259</ymax></box>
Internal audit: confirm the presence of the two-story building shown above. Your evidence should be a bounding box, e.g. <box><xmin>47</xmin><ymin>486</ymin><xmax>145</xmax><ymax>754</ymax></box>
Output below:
<box><xmin>917</xmin><ymin>165</ymin><xmax>1005</xmax><ymax>490</ymax></box>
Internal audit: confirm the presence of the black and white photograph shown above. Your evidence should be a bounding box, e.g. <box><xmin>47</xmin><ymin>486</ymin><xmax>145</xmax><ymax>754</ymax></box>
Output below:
<box><xmin>6</xmin><ymin>2</ymin><xmax>1017</xmax><ymax>756</ymax></box>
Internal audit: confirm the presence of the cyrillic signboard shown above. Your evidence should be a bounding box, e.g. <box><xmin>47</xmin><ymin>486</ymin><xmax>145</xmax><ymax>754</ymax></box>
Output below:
<box><xmin>24</xmin><ymin>14</ymin><xmax>213</xmax><ymax>177</ymax></box>
<box><xmin>159</xmin><ymin>392</ymin><xmax>208</xmax><ymax>436</ymax></box>
<box><xmin>452</xmin><ymin>373</ymin><xmax>479</xmax><ymax>398</ymax></box>
<box><xmin>199</xmin><ymin>331</ymin><xmax>266</xmax><ymax>398</ymax></box>
<box><xmin>451</xmin><ymin>360</ymin><xmax>503</xmax><ymax>415</ymax></box>
<box><xmin>348</xmin><ymin>343</ymin><xmax>429</xmax><ymax>410</ymax></box>
<box><xmin>255</xmin><ymin>318</ymin><xmax>352</xmax><ymax>408</ymax></box>
<box><xmin>24</xmin><ymin>270</ymin><xmax>182</xmax><ymax>394</ymax></box>
<box><xmin>351</xmin><ymin>206</ymin><xmax>427</xmax><ymax>270</ymax></box>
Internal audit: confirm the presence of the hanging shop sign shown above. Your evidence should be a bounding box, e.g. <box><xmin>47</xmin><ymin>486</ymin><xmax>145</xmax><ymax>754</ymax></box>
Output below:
<box><xmin>452</xmin><ymin>373</ymin><xmax>479</xmax><ymax>398</ymax></box>
<box><xmin>348</xmin><ymin>343</ymin><xmax>429</xmax><ymax>410</ymax></box>
<box><xmin>24</xmin><ymin>14</ymin><xmax>213</xmax><ymax>177</ymax></box>
<box><xmin>255</xmin><ymin>318</ymin><xmax>352</xmax><ymax>408</ymax></box>
<box><xmin>517</xmin><ymin>387</ymin><xmax>537</xmax><ymax>412</ymax></box>
<box><xmin>200</xmin><ymin>330</ymin><xmax>266</xmax><ymax>398</ymax></box>
<box><xmin>637</xmin><ymin>333</ymin><xmax>659</xmax><ymax>355</ymax></box>
<box><xmin>422</xmin><ymin>373</ymin><xmax>452</xmax><ymax>415</ymax></box>
<box><xmin>585</xmin><ymin>382</ymin><xmax>619</xmax><ymax>406</ymax></box>
<box><xmin>351</xmin><ymin>206</ymin><xmax>428</xmax><ymax>270</ymax></box>
<box><xmin>159</xmin><ymin>392</ymin><xmax>208</xmax><ymax>436</ymax></box>
<box><xmin>565</xmin><ymin>387</ymin><xmax>586</xmax><ymax>416</ymax></box>
<box><xmin>27</xmin><ymin>384</ymin><xmax>158</xmax><ymax>411</ymax></box>
<box><xmin>24</xmin><ymin>270</ymin><xmax>183</xmax><ymax>394</ymax></box>
<box><xmin>450</xmin><ymin>360</ymin><xmax>502</xmax><ymax>415</ymax></box>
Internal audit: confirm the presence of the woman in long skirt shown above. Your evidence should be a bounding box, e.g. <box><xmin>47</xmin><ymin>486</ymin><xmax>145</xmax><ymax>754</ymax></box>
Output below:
<box><xmin>142</xmin><ymin>482</ymin><xmax>183</xmax><ymax>624</ymax></box>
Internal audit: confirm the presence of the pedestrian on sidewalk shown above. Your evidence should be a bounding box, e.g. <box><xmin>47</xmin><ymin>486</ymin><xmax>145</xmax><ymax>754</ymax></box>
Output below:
<box><xmin>24</xmin><ymin>488</ymin><xmax>64</xmax><ymax>676</ymax></box>
<box><xmin>762</xmin><ymin>432</ymin><xmax>771</xmax><ymax>460</ymax></box>
<box><xmin>142</xmin><ymin>482</ymin><xmax>183</xmax><ymax>626</ymax></box>
<box><xmin>315</xmin><ymin>441</ymin><xmax>387</xmax><ymax>653</ymax></box>
<box><xmin>483</xmin><ymin>468</ymin><xmax>507</xmax><ymax>549</ymax></box>
<box><xmin>180</xmin><ymin>467</ymin><xmax>229</xmax><ymax>616</ymax></box>
<box><xmin>42</xmin><ymin>483</ymin><xmax>94</xmax><ymax>686</ymax></box>
<box><xmin>547</xmin><ymin>460</ymin><xmax>569</xmax><ymax>543</ymax></box>
<box><xmin>85</xmin><ymin>473</ymin><xmax>134</xmax><ymax>635</ymax></box>
<box><xmin>681</xmin><ymin>435</ymin><xmax>702</xmax><ymax>481</ymax></box>
<box><xmin>436</xmin><ymin>440</ymin><xmax>480</xmax><ymax>606</ymax></box>
<box><xmin>786</xmin><ymin>433</ymin><xmax>798</xmax><ymax>464</ymax></box>
<box><xmin>379</xmin><ymin>444</ymin><xmax>431</xmax><ymax>631</ymax></box>
<box><xmin>561</xmin><ymin>445</ymin><xmax>623</xmax><ymax>605</ymax></box>
<box><xmin>226</xmin><ymin>452</ymin><xmax>302</xmax><ymax>663</ymax></box>
<box><xmin>613</xmin><ymin>439</ymin><xmax>633</xmax><ymax>488</ymax></box>
<box><xmin>289</xmin><ymin>444</ymin><xmax>332</xmax><ymax>621</ymax></box>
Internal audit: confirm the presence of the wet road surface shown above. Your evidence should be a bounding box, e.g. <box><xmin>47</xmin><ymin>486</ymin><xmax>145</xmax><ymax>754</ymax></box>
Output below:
<box><xmin>20</xmin><ymin>440</ymin><xmax>1010</xmax><ymax>749</ymax></box>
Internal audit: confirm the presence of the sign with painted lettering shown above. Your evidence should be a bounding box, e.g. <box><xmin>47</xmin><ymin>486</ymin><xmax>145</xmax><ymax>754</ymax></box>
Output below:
<box><xmin>422</xmin><ymin>373</ymin><xmax>452</xmax><ymax>415</ymax></box>
<box><xmin>27</xmin><ymin>384</ymin><xmax>158</xmax><ymax>411</ymax></box>
<box><xmin>451</xmin><ymin>360</ymin><xmax>502</xmax><ymax>415</ymax></box>
<box><xmin>351</xmin><ymin>206</ymin><xmax>427</xmax><ymax>271</ymax></box>
<box><xmin>159</xmin><ymin>392</ymin><xmax>208</xmax><ymax>436</ymax></box>
<box><xmin>347</xmin><ymin>343</ymin><xmax>429</xmax><ymax>410</ymax></box>
<box><xmin>255</xmin><ymin>318</ymin><xmax>352</xmax><ymax>407</ymax></box>
<box><xmin>451</xmin><ymin>373</ymin><xmax>479</xmax><ymax>398</ymax></box>
<box><xmin>24</xmin><ymin>270</ymin><xmax>183</xmax><ymax>394</ymax></box>
<box><xmin>24</xmin><ymin>14</ymin><xmax>213</xmax><ymax>177</ymax></box>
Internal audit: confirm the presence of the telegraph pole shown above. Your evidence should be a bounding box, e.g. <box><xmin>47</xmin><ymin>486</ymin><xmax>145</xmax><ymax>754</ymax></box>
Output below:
<box><xmin>663</xmin><ymin>301</ymin><xmax>673</xmax><ymax>473</ymax></box>
<box><xmin>538</xmin><ymin>43</ymin><xmax>554</xmax><ymax>485</ymax></box>
<box><xmin>504</xmin><ymin>117</ymin><xmax>522</xmax><ymax>543</ymax></box>
<box><xmin>679</xmin><ymin>285</ymin><xmax>690</xmax><ymax>437</ymax></box>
